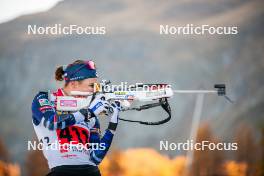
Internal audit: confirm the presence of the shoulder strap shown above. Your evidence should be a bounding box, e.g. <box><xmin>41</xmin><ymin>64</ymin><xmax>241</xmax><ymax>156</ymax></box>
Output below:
<box><xmin>118</xmin><ymin>98</ymin><xmax>172</xmax><ymax>125</ymax></box>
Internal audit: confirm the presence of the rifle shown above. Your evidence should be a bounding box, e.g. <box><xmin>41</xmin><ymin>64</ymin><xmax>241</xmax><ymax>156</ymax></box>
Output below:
<box><xmin>56</xmin><ymin>82</ymin><xmax>231</xmax><ymax>125</ymax></box>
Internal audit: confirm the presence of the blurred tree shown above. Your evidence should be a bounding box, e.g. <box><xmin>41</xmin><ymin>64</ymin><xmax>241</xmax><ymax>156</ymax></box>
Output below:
<box><xmin>256</xmin><ymin>127</ymin><xmax>264</xmax><ymax>176</ymax></box>
<box><xmin>224</xmin><ymin>161</ymin><xmax>247</xmax><ymax>176</ymax></box>
<box><xmin>0</xmin><ymin>137</ymin><xmax>9</xmax><ymax>162</ymax></box>
<box><xmin>172</xmin><ymin>156</ymin><xmax>186</xmax><ymax>176</ymax></box>
<box><xmin>234</xmin><ymin>123</ymin><xmax>259</xmax><ymax>176</ymax></box>
<box><xmin>189</xmin><ymin>123</ymin><xmax>225</xmax><ymax>176</ymax></box>
<box><xmin>25</xmin><ymin>139</ymin><xmax>49</xmax><ymax>176</ymax></box>
<box><xmin>100</xmin><ymin>149</ymin><xmax>124</xmax><ymax>176</ymax></box>
<box><xmin>0</xmin><ymin>137</ymin><xmax>21</xmax><ymax>176</ymax></box>
<box><xmin>0</xmin><ymin>160</ymin><xmax>21</xmax><ymax>176</ymax></box>
<box><xmin>119</xmin><ymin>148</ymin><xmax>175</xmax><ymax>176</ymax></box>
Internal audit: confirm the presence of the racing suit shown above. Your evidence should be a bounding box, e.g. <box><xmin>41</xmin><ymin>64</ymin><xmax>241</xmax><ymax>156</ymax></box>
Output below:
<box><xmin>31</xmin><ymin>88</ymin><xmax>115</xmax><ymax>175</ymax></box>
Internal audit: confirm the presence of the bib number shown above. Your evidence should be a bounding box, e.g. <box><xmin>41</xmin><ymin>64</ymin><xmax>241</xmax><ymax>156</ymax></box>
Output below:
<box><xmin>57</xmin><ymin>126</ymin><xmax>90</xmax><ymax>152</ymax></box>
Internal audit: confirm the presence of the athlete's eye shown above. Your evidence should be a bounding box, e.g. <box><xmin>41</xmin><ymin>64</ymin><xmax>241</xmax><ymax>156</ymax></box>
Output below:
<box><xmin>88</xmin><ymin>84</ymin><xmax>93</xmax><ymax>87</ymax></box>
<box><xmin>88</xmin><ymin>83</ymin><xmax>95</xmax><ymax>88</ymax></box>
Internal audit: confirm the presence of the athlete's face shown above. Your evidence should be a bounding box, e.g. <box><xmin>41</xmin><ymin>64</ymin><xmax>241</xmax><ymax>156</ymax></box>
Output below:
<box><xmin>68</xmin><ymin>78</ymin><xmax>98</xmax><ymax>93</ymax></box>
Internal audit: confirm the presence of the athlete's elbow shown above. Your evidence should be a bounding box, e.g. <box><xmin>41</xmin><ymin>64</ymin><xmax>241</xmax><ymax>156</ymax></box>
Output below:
<box><xmin>90</xmin><ymin>151</ymin><xmax>104</xmax><ymax>165</ymax></box>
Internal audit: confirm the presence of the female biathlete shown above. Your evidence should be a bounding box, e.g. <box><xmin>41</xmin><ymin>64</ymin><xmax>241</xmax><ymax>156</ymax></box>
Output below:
<box><xmin>31</xmin><ymin>60</ymin><xmax>120</xmax><ymax>176</ymax></box>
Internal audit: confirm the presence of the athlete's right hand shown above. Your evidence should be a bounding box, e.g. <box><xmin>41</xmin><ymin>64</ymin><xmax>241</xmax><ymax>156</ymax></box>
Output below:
<box><xmin>88</xmin><ymin>94</ymin><xmax>110</xmax><ymax>117</ymax></box>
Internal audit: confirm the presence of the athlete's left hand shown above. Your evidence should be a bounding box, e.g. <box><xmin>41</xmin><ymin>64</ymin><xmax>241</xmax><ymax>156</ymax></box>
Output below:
<box><xmin>107</xmin><ymin>101</ymin><xmax>121</xmax><ymax>132</ymax></box>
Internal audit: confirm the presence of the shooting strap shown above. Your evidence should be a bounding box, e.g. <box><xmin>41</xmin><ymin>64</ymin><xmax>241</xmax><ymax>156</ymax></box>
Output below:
<box><xmin>118</xmin><ymin>98</ymin><xmax>172</xmax><ymax>125</ymax></box>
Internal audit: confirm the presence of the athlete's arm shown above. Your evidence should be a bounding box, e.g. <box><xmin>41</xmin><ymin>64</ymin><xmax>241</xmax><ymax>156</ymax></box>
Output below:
<box><xmin>89</xmin><ymin>101</ymin><xmax>120</xmax><ymax>165</ymax></box>
<box><xmin>89</xmin><ymin>116</ymin><xmax>101</xmax><ymax>143</ymax></box>
<box><xmin>31</xmin><ymin>92</ymin><xmax>87</xmax><ymax>130</ymax></box>
<box><xmin>88</xmin><ymin>94</ymin><xmax>113</xmax><ymax>144</ymax></box>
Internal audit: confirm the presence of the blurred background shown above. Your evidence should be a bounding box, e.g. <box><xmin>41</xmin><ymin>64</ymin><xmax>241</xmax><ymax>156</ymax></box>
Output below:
<box><xmin>0</xmin><ymin>0</ymin><xmax>263</xmax><ymax>175</ymax></box>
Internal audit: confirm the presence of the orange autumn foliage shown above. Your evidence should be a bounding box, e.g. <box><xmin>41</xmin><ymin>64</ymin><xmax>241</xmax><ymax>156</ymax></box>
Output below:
<box><xmin>224</xmin><ymin>161</ymin><xmax>247</xmax><ymax>176</ymax></box>
<box><xmin>100</xmin><ymin>148</ymin><xmax>187</xmax><ymax>176</ymax></box>
<box><xmin>0</xmin><ymin>160</ymin><xmax>21</xmax><ymax>176</ymax></box>
<box><xmin>100</xmin><ymin>148</ymin><xmax>251</xmax><ymax>176</ymax></box>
